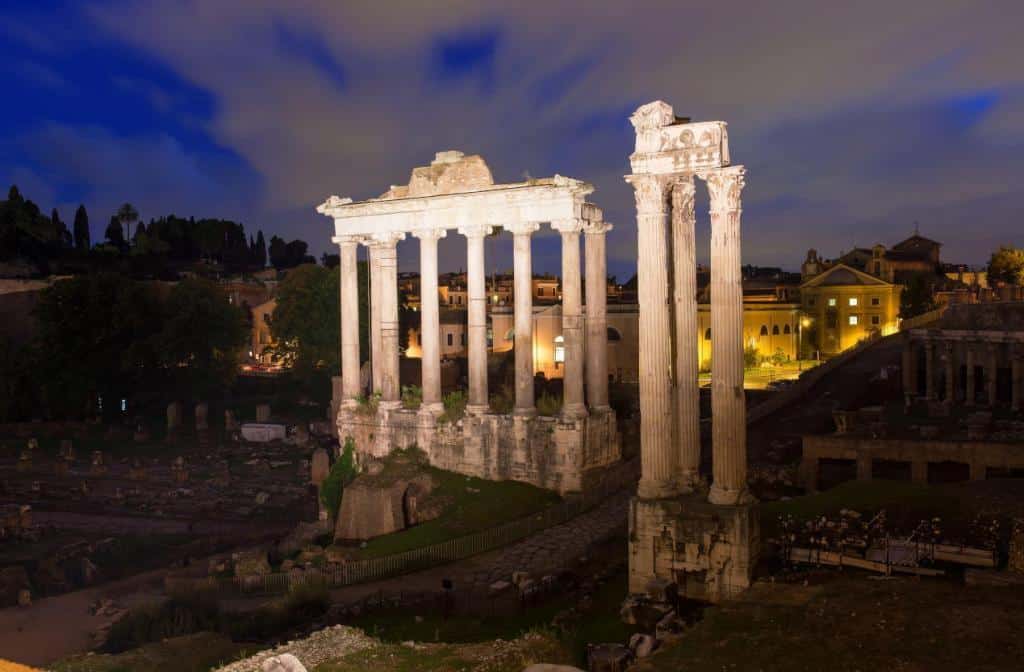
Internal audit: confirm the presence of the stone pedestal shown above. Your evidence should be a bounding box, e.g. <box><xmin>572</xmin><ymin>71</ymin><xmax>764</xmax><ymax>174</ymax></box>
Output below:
<box><xmin>628</xmin><ymin>494</ymin><xmax>759</xmax><ymax>603</ymax></box>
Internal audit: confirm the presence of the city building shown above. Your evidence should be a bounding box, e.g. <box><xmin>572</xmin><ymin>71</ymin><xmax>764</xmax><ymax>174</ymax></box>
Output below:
<box><xmin>799</xmin><ymin>263</ymin><xmax>901</xmax><ymax>355</ymax></box>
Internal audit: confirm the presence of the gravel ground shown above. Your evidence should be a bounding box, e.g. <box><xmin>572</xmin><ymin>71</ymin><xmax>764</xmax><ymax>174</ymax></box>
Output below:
<box><xmin>213</xmin><ymin>625</ymin><xmax>377</xmax><ymax>672</ymax></box>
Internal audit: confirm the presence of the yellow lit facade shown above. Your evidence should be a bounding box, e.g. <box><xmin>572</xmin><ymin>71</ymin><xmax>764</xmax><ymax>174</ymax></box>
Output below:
<box><xmin>799</xmin><ymin>263</ymin><xmax>900</xmax><ymax>355</ymax></box>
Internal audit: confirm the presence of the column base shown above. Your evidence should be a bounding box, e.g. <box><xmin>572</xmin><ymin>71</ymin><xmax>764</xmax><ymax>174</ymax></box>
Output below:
<box><xmin>418</xmin><ymin>402</ymin><xmax>444</xmax><ymax>417</ymax></box>
<box><xmin>465</xmin><ymin>404</ymin><xmax>490</xmax><ymax>416</ymax></box>
<box><xmin>638</xmin><ymin>477</ymin><xmax>679</xmax><ymax>500</ymax></box>
<box><xmin>676</xmin><ymin>469</ymin><xmax>701</xmax><ymax>494</ymax></box>
<box><xmin>708</xmin><ymin>483</ymin><xmax>754</xmax><ymax>506</ymax></box>
<box><xmin>341</xmin><ymin>398</ymin><xmax>359</xmax><ymax>409</ymax></box>
<box><xmin>378</xmin><ymin>399</ymin><xmax>402</xmax><ymax>412</ymax></box>
<box><xmin>561</xmin><ymin>403</ymin><xmax>588</xmax><ymax>421</ymax></box>
<box><xmin>513</xmin><ymin>406</ymin><xmax>537</xmax><ymax>418</ymax></box>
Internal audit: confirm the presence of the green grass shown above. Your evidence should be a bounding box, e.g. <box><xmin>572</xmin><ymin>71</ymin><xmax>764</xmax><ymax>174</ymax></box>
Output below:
<box><xmin>51</xmin><ymin>632</ymin><xmax>252</xmax><ymax>672</ymax></box>
<box><xmin>342</xmin><ymin>458</ymin><xmax>560</xmax><ymax>559</ymax></box>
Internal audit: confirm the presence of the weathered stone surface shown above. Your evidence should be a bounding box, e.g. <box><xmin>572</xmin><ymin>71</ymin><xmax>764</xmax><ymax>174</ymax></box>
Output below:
<box><xmin>261</xmin><ymin>653</ymin><xmax>307</xmax><ymax>672</ymax></box>
<box><xmin>628</xmin><ymin>633</ymin><xmax>658</xmax><ymax>658</ymax></box>
<box><xmin>311</xmin><ymin>448</ymin><xmax>330</xmax><ymax>488</ymax></box>
<box><xmin>334</xmin><ymin>472</ymin><xmax>433</xmax><ymax>541</ymax></box>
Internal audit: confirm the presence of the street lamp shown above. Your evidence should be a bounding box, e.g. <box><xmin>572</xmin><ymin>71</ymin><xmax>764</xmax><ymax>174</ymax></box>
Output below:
<box><xmin>798</xmin><ymin>316</ymin><xmax>812</xmax><ymax>371</ymax></box>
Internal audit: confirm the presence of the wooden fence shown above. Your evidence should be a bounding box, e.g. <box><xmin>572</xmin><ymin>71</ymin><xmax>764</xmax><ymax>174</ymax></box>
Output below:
<box><xmin>165</xmin><ymin>459</ymin><xmax>638</xmax><ymax>597</ymax></box>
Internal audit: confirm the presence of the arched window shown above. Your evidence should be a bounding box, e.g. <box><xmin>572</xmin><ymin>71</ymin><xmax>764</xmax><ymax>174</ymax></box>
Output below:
<box><xmin>607</xmin><ymin>327</ymin><xmax>622</xmax><ymax>342</ymax></box>
<box><xmin>783</xmin><ymin>324</ymin><xmax>791</xmax><ymax>334</ymax></box>
<box><xmin>759</xmin><ymin>325</ymin><xmax>769</xmax><ymax>336</ymax></box>
<box><xmin>772</xmin><ymin>325</ymin><xmax>780</xmax><ymax>335</ymax></box>
<box><xmin>704</xmin><ymin>328</ymin><xmax>711</xmax><ymax>340</ymax></box>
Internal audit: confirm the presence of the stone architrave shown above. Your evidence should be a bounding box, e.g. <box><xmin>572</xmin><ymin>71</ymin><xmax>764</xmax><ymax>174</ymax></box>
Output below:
<box><xmin>701</xmin><ymin>165</ymin><xmax>749</xmax><ymax>506</ymax></box>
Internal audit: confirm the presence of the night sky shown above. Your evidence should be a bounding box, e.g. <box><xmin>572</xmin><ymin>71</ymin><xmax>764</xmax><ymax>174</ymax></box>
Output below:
<box><xmin>2</xmin><ymin>1</ymin><xmax>1022</xmax><ymax>280</ymax></box>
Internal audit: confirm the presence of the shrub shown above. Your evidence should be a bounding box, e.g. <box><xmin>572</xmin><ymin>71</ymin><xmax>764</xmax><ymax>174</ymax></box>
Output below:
<box><xmin>439</xmin><ymin>390</ymin><xmax>467</xmax><ymax>424</ymax></box>
<box><xmin>743</xmin><ymin>345</ymin><xmax>762</xmax><ymax>369</ymax></box>
<box><xmin>355</xmin><ymin>392</ymin><xmax>380</xmax><ymax>416</ymax></box>
<box><xmin>320</xmin><ymin>436</ymin><xmax>358</xmax><ymax>519</ymax></box>
<box><xmin>537</xmin><ymin>392</ymin><xmax>562</xmax><ymax>417</ymax></box>
<box><xmin>770</xmin><ymin>348</ymin><xmax>789</xmax><ymax>366</ymax></box>
<box><xmin>489</xmin><ymin>384</ymin><xmax>514</xmax><ymax>414</ymax></box>
<box><xmin>401</xmin><ymin>384</ymin><xmax>422</xmax><ymax>409</ymax></box>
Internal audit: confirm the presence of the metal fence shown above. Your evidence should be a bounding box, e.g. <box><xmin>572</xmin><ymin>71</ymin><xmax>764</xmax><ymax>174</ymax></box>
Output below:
<box><xmin>165</xmin><ymin>459</ymin><xmax>638</xmax><ymax>597</ymax></box>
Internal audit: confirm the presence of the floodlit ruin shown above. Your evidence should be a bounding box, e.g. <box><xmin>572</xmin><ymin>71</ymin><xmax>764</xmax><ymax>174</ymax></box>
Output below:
<box><xmin>318</xmin><ymin>152</ymin><xmax>621</xmax><ymax>494</ymax></box>
<box><xmin>625</xmin><ymin>101</ymin><xmax>758</xmax><ymax>602</ymax></box>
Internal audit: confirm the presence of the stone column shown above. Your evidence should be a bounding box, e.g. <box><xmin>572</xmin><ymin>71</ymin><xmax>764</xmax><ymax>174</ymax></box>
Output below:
<box><xmin>414</xmin><ymin>228</ymin><xmax>446</xmax><ymax>414</ymax></box>
<box><xmin>584</xmin><ymin>220</ymin><xmax>612</xmax><ymax>411</ymax></box>
<box><xmin>459</xmin><ymin>222</ymin><xmax>492</xmax><ymax>414</ymax></box>
<box><xmin>1012</xmin><ymin>349</ymin><xmax>1023</xmax><ymax>411</ymax></box>
<box><xmin>987</xmin><ymin>342</ymin><xmax>999</xmax><ymax>405</ymax></box>
<box><xmin>966</xmin><ymin>345</ymin><xmax>976</xmax><ymax>405</ymax></box>
<box><xmin>366</xmin><ymin>242</ymin><xmax>383</xmax><ymax>394</ymax></box>
<box><xmin>336</xmin><ymin>236</ymin><xmax>362</xmax><ymax>405</ymax></box>
<box><xmin>902</xmin><ymin>337</ymin><xmax>916</xmax><ymax>406</ymax></box>
<box><xmin>372</xmin><ymin>232</ymin><xmax>404</xmax><ymax>408</ymax></box>
<box><xmin>944</xmin><ymin>341</ymin><xmax>955</xmax><ymax>404</ymax></box>
<box><xmin>554</xmin><ymin>218</ymin><xmax>587</xmax><ymax>419</ymax></box>
<box><xmin>703</xmin><ymin>166</ymin><xmax>749</xmax><ymax>506</ymax></box>
<box><xmin>507</xmin><ymin>221</ymin><xmax>540</xmax><ymax>415</ymax></box>
<box><xmin>924</xmin><ymin>340</ymin><xmax>936</xmax><ymax>401</ymax></box>
<box><xmin>671</xmin><ymin>177</ymin><xmax>700</xmax><ymax>490</ymax></box>
<box><xmin>627</xmin><ymin>173</ymin><xmax>677</xmax><ymax>499</ymax></box>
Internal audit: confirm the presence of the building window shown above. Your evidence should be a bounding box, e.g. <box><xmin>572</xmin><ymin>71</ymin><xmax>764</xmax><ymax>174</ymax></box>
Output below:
<box><xmin>607</xmin><ymin>327</ymin><xmax>622</xmax><ymax>342</ymax></box>
<box><xmin>759</xmin><ymin>325</ymin><xmax>769</xmax><ymax>336</ymax></box>
<box><xmin>447</xmin><ymin>333</ymin><xmax>453</xmax><ymax>347</ymax></box>
<box><xmin>849</xmin><ymin>315</ymin><xmax>859</xmax><ymax>326</ymax></box>
<box><xmin>772</xmin><ymin>325</ymin><xmax>780</xmax><ymax>335</ymax></box>
<box><xmin>871</xmin><ymin>297</ymin><xmax>880</xmax><ymax>306</ymax></box>
<box><xmin>808</xmin><ymin>297</ymin><xmax>816</xmax><ymax>307</ymax></box>
<box><xmin>871</xmin><ymin>315</ymin><xmax>880</xmax><ymax>325</ymax></box>
<box><xmin>554</xmin><ymin>335</ymin><xmax>565</xmax><ymax>364</ymax></box>
<box><xmin>783</xmin><ymin>324</ymin><xmax>791</xmax><ymax>334</ymax></box>
<box><xmin>848</xmin><ymin>297</ymin><xmax>858</xmax><ymax>306</ymax></box>
<box><xmin>704</xmin><ymin>328</ymin><xmax>711</xmax><ymax>340</ymax></box>
<box><xmin>828</xmin><ymin>297</ymin><xmax>837</xmax><ymax>307</ymax></box>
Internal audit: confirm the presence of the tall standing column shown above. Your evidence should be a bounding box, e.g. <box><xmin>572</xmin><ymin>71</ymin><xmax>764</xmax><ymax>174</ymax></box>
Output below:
<box><xmin>373</xmin><ymin>232</ymin><xmax>405</xmax><ymax>408</ymax></box>
<box><xmin>671</xmin><ymin>177</ymin><xmax>700</xmax><ymax>490</ymax></box>
<box><xmin>554</xmin><ymin>219</ymin><xmax>587</xmax><ymax>419</ymax></box>
<box><xmin>902</xmin><ymin>337</ymin><xmax>916</xmax><ymax>406</ymax></box>
<box><xmin>414</xmin><ymin>228</ymin><xmax>446</xmax><ymax>414</ymax></box>
<box><xmin>627</xmin><ymin>174</ymin><xmax>677</xmax><ymax>499</ymax></box>
<box><xmin>944</xmin><ymin>341</ymin><xmax>955</xmax><ymax>403</ymax></box>
<box><xmin>584</xmin><ymin>220</ymin><xmax>612</xmax><ymax>411</ymax></box>
<box><xmin>335</xmin><ymin>235</ymin><xmax>362</xmax><ymax>405</ymax></box>
<box><xmin>366</xmin><ymin>242</ymin><xmax>383</xmax><ymax>394</ymax></box>
<box><xmin>459</xmin><ymin>223</ymin><xmax>492</xmax><ymax>414</ymax></box>
<box><xmin>986</xmin><ymin>342</ymin><xmax>998</xmax><ymax>405</ymax></box>
<box><xmin>703</xmin><ymin>166</ymin><xmax>749</xmax><ymax>506</ymax></box>
<box><xmin>507</xmin><ymin>221</ymin><xmax>540</xmax><ymax>415</ymax></box>
<box><xmin>966</xmin><ymin>345</ymin><xmax>976</xmax><ymax>405</ymax></box>
<box><xmin>1011</xmin><ymin>348</ymin><xmax>1023</xmax><ymax>411</ymax></box>
<box><xmin>924</xmin><ymin>340</ymin><xmax>936</xmax><ymax>400</ymax></box>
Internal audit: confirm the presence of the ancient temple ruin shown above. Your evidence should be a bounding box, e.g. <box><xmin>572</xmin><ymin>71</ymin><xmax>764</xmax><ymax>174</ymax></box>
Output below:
<box><xmin>625</xmin><ymin>101</ymin><xmax>758</xmax><ymax>602</ymax></box>
<box><xmin>317</xmin><ymin>151</ymin><xmax>620</xmax><ymax>494</ymax></box>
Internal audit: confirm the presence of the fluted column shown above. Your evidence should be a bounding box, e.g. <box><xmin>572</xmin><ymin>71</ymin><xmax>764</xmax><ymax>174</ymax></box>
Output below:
<box><xmin>944</xmin><ymin>341</ymin><xmax>955</xmax><ymax>403</ymax></box>
<box><xmin>966</xmin><ymin>345</ymin><xmax>976</xmax><ymax>405</ymax></box>
<box><xmin>584</xmin><ymin>220</ymin><xmax>612</xmax><ymax>411</ymax></box>
<box><xmin>627</xmin><ymin>173</ymin><xmax>676</xmax><ymax>499</ymax></box>
<box><xmin>671</xmin><ymin>177</ymin><xmax>700</xmax><ymax>490</ymax></box>
<box><xmin>335</xmin><ymin>235</ymin><xmax>362</xmax><ymax>406</ymax></box>
<box><xmin>366</xmin><ymin>242</ymin><xmax>383</xmax><ymax>394</ymax></box>
<box><xmin>507</xmin><ymin>221</ymin><xmax>540</xmax><ymax>415</ymax></box>
<box><xmin>986</xmin><ymin>342</ymin><xmax>998</xmax><ymax>405</ymax></box>
<box><xmin>924</xmin><ymin>340</ymin><xmax>936</xmax><ymax>400</ymax></box>
<box><xmin>414</xmin><ymin>228</ymin><xmax>446</xmax><ymax>413</ymax></box>
<box><xmin>554</xmin><ymin>219</ymin><xmax>587</xmax><ymax>419</ymax></box>
<box><xmin>372</xmin><ymin>232</ymin><xmax>404</xmax><ymax>408</ymax></box>
<box><xmin>902</xmin><ymin>336</ymin><xmax>915</xmax><ymax>406</ymax></box>
<box><xmin>703</xmin><ymin>166</ymin><xmax>749</xmax><ymax>506</ymax></box>
<box><xmin>459</xmin><ymin>222</ymin><xmax>492</xmax><ymax>414</ymax></box>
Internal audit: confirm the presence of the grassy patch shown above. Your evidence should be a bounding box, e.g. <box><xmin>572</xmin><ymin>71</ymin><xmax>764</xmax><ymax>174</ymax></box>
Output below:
<box><xmin>634</xmin><ymin>577</ymin><xmax>1024</xmax><ymax>672</ymax></box>
<box><xmin>51</xmin><ymin>632</ymin><xmax>252</xmax><ymax>672</ymax></box>
<box><xmin>342</xmin><ymin>456</ymin><xmax>560</xmax><ymax>559</ymax></box>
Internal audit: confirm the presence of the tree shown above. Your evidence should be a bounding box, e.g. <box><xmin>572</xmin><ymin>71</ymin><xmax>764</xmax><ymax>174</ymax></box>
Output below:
<box><xmin>254</xmin><ymin>231</ymin><xmax>267</xmax><ymax>268</ymax></box>
<box><xmin>73</xmin><ymin>205</ymin><xmax>90</xmax><ymax>251</ymax></box>
<box><xmin>268</xmin><ymin>264</ymin><xmax>339</xmax><ymax>373</ymax></box>
<box><xmin>988</xmin><ymin>245</ymin><xmax>1024</xmax><ymax>286</ymax></box>
<box><xmin>117</xmin><ymin>203</ymin><xmax>139</xmax><ymax>244</ymax></box>
<box><xmin>50</xmin><ymin>209</ymin><xmax>70</xmax><ymax>248</ymax></box>
<box><xmin>104</xmin><ymin>215</ymin><xmax>125</xmax><ymax>249</ymax></box>
<box><xmin>899</xmin><ymin>273</ymin><xmax>938</xmax><ymax>319</ymax></box>
<box><xmin>159</xmin><ymin>278</ymin><xmax>248</xmax><ymax>397</ymax></box>
<box><xmin>268</xmin><ymin>235</ymin><xmax>309</xmax><ymax>270</ymax></box>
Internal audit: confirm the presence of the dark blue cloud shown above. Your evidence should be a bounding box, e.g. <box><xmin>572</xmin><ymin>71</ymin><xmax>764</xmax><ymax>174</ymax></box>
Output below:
<box><xmin>274</xmin><ymin>20</ymin><xmax>348</xmax><ymax>91</ymax></box>
<box><xmin>431</xmin><ymin>26</ymin><xmax>500</xmax><ymax>90</ymax></box>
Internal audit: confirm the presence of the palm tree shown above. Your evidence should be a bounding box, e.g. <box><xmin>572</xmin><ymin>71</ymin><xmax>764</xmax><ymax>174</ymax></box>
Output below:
<box><xmin>117</xmin><ymin>203</ymin><xmax>139</xmax><ymax>245</ymax></box>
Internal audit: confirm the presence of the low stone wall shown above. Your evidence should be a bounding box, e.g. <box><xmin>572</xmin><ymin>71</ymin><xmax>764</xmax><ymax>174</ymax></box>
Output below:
<box><xmin>800</xmin><ymin>434</ymin><xmax>1024</xmax><ymax>490</ymax></box>
<box><xmin>336</xmin><ymin>406</ymin><xmax>620</xmax><ymax>494</ymax></box>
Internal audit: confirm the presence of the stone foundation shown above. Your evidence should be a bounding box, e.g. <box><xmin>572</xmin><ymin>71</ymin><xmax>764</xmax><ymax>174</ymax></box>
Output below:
<box><xmin>336</xmin><ymin>405</ymin><xmax>619</xmax><ymax>494</ymax></box>
<box><xmin>628</xmin><ymin>494</ymin><xmax>759</xmax><ymax>603</ymax></box>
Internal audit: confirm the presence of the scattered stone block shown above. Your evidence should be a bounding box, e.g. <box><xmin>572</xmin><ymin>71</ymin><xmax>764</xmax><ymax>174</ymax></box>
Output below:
<box><xmin>489</xmin><ymin>579</ymin><xmax>512</xmax><ymax>596</ymax></box>
<box><xmin>256</xmin><ymin>403</ymin><xmax>272</xmax><ymax>423</ymax></box>
<box><xmin>261</xmin><ymin>653</ymin><xmax>308</xmax><ymax>672</ymax></box>
<box><xmin>628</xmin><ymin>633</ymin><xmax>658</xmax><ymax>658</ymax></box>
<box><xmin>587</xmin><ymin>643</ymin><xmax>633</xmax><ymax>672</ymax></box>
<box><xmin>655</xmin><ymin>610</ymin><xmax>686</xmax><ymax>643</ymax></box>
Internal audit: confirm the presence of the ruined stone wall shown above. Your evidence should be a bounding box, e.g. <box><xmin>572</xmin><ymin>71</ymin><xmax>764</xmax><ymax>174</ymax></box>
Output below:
<box><xmin>335</xmin><ymin>406</ymin><xmax>620</xmax><ymax>495</ymax></box>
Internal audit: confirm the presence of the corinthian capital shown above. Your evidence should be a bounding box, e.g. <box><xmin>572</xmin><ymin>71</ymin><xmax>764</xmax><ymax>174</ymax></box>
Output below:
<box><xmin>504</xmin><ymin>221</ymin><xmax>541</xmax><ymax>236</ymax></box>
<box><xmin>457</xmin><ymin>222</ymin><xmax>493</xmax><ymax>239</ymax></box>
<box><xmin>551</xmin><ymin>218</ymin><xmax>584</xmax><ymax>234</ymax></box>
<box><xmin>411</xmin><ymin>227</ymin><xmax>448</xmax><ymax>241</ymax></box>
<box><xmin>671</xmin><ymin>178</ymin><xmax>696</xmax><ymax>223</ymax></box>
<box><xmin>700</xmin><ymin>165</ymin><xmax>746</xmax><ymax>215</ymax></box>
<box><xmin>365</xmin><ymin>231</ymin><xmax>406</xmax><ymax>247</ymax></box>
<box><xmin>583</xmin><ymin>220</ymin><xmax>613</xmax><ymax>235</ymax></box>
<box><xmin>626</xmin><ymin>174</ymin><xmax>668</xmax><ymax>215</ymax></box>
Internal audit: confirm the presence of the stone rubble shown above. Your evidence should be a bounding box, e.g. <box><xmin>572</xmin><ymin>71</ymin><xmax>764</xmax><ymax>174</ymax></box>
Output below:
<box><xmin>213</xmin><ymin>624</ymin><xmax>376</xmax><ymax>672</ymax></box>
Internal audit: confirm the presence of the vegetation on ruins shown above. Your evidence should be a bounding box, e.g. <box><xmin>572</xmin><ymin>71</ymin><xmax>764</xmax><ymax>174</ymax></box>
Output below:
<box><xmin>439</xmin><ymin>390</ymin><xmax>468</xmax><ymax>423</ymax></box>
<box><xmin>536</xmin><ymin>392</ymin><xmax>563</xmax><ymax>417</ymax></box>
<box><xmin>321</xmin><ymin>436</ymin><xmax>358</xmax><ymax>519</ymax></box>
<box><xmin>400</xmin><ymin>384</ymin><xmax>422</xmax><ymax>409</ymax></box>
<box><xmin>987</xmin><ymin>244</ymin><xmax>1024</xmax><ymax>285</ymax></box>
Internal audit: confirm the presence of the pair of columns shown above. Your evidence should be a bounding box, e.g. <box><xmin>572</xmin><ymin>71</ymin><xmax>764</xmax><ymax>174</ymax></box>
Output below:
<box><xmin>907</xmin><ymin>338</ymin><xmax>1024</xmax><ymax>409</ymax></box>
<box><xmin>336</xmin><ymin>219</ymin><xmax>613</xmax><ymax>419</ymax></box>
<box><xmin>628</xmin><ymin>166</ymin><xmax>747</xmax><ymax>506</ymax></box>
